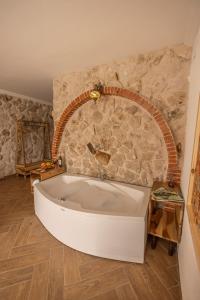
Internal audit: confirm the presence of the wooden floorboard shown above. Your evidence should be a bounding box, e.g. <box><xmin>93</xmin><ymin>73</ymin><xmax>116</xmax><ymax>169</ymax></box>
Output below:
<box><xmin>0</xmin><ymin>224</ymin><xmax>21</xmax><ymax>260</ymax></box>
<box><xmin>145</xmin><ymin>246</ymin><xmax>179</xmax><ymax>289</ymax></box>
<box><xmin>115</xmin><ymin>283</ymin><xmax>138</xmax><ymax>300</ymax></box>
<box><xmin>10</xmin><ymin>239</ymin><xmax>61</xmax><ymax>259</ymax></box>
<box><xmin>0</xmin><ymin>280</ymin><xmax>31</xmax><ymax>300</ymax></box>
<box><xmin>0</xmin><ymin>175</ymin><xmax>182</xmax><ymax>300</ymax></box>
<box><xmin>14</xmin><ymin>216</ymin><xmax>35</xmax><ymax>247</ymax></box>
<box><xmin>64</xmin><ymin>268</ymin><xmax>129</xmax><ymax>300</ymax></box>
<box><xmin>64</xmin><ymin>246</ymin><xmax>80</xmax><ymax>285</ymax></box>
<box><xmin>0</xmin><ymin>266</ymin><xmax>33</xmax><ymax>289</ymax></box>
<box><xmin>0</xmin><ymin>251</ymin><xmax>50</xmax><ymax>273</ymax></box>
<box><xmin>28</xmin><ymin>262</ymin><xmax>49</xmax><ymax>300</ymax></box>
<box><xmin>88</xmin><ymin>289</ymin><xmax>118</xmax><ymax>300</ymax></box>
<box><xmin>79</xmin><ymin>257</ymin><xmax>125</xmax><ymax>281</ymax></box>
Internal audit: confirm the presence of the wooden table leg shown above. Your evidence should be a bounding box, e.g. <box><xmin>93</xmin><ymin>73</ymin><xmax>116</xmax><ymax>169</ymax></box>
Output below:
<box><xmin>168</xmin><ymin>241</ymin><xmax>176</xmax><ymax>256</ymax></box>
<box><xmin>151</xmin><ymin>235</ymin><xmax>158</xmax><ymax>249</ymax></box>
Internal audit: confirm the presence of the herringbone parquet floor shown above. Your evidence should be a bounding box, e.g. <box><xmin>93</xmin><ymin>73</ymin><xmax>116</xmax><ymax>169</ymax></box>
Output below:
<box><xmin>0</xmin><ymin>175</ymin><xmax>182</xmax><ymax>300</ymax></box>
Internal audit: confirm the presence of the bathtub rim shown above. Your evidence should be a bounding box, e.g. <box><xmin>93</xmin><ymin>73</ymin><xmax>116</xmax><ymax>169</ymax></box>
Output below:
<box><xmin>34</xmin><ymin>173</ymin><xmax>151</xmax><ymax>219</ymax></box>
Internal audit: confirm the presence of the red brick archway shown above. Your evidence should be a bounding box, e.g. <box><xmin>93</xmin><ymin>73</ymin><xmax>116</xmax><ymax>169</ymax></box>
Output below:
<box><xmin>52</xmin><ymin>87</ymin><xmax>180</xmax><ymax>182</ymax></box>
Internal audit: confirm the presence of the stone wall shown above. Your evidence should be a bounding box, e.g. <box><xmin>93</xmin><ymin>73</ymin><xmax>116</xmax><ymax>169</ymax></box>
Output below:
<box><xmin>0</xmin><ymin>93</ymin><xmax>53</xmax><ymax>178</ymax></box>
<box><xmin>53</xmin><ymin>45</ymin><xmax>191</xmax><ymax>186</ymax></box>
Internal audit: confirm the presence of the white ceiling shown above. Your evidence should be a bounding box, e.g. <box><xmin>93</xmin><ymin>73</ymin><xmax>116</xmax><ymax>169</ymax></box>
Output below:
<box><xmin>0</xmin><ymin>0</ymin><xmax>200</xmax><ymax>103</ymax></box>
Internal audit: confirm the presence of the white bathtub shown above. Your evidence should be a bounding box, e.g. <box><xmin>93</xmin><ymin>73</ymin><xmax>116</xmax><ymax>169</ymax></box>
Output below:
<box><xmin>34</xmin><ymin>174</ymin><xmax>150</xmax><ymax>263</ymax></box>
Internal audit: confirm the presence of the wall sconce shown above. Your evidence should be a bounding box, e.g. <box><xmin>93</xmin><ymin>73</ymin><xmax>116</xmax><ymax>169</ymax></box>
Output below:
<box><xmin>89</xmin><ymin>82</ymin><xmax>104</xmax><ymax>101</ymax></box>
<box><xmin>90</xmin><ymin>90</ymin><xmax>101</xmax><ymax>101</ymax></box>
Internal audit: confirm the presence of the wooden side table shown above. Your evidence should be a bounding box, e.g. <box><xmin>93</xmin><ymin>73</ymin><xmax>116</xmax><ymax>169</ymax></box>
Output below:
<box><xmin>30</xmin><ymin>167</ymin><xmax>65</xmax><ymax>191</ymax></box>
<box><xmin>16</xmin><ymin>162</ymin><xmax>42</xmax><ymax>178</ymax></box>
<box><xmin>148</xmin><ymin>181</ymin><xmax>184</xmax><ymax>255</ymax></box>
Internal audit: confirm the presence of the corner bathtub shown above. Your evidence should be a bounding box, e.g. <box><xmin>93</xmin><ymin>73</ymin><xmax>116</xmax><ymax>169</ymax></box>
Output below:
<box><xmin>34</xmin><ymin>174</ymin><xmax>150</xmax><ymax>263</ymax></box>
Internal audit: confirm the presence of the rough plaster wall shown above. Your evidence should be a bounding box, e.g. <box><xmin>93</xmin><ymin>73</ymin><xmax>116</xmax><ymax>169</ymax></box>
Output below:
<box><xmin>0</xmin><ymin>94</ymin><xmax>53</xmax><ymax>178</ymax></box>
<box><xmin>53</xmin><ymin>44</ymin><xmax>191</xmax><ymax>186</ymax></box>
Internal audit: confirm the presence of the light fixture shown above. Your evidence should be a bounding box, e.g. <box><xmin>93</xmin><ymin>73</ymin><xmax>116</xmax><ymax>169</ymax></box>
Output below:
<box><xmin>89</xmin><ymin>82</ymin><xmax>104</xmax><ymax>101</ymax></box>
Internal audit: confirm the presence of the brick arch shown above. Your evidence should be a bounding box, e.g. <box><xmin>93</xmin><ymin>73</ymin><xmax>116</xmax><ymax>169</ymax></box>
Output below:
<box><xmin>52</xmin><ymin>87</ymin><xmax>181</xmax><ymax>183</ymax></box>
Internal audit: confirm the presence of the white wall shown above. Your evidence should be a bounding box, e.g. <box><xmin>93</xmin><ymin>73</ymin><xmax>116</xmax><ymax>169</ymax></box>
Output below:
<box><xmin>184</xmin><ymin>0</ymin><xmax>200</xmax><ymax>45</ymax></box>
<box><xmin>179</xmin><ymin>27</ymin><xmax>200</xmax><ymax>300</ymax></box>
<box><xmin>0</xmin><ymin>0</ymin><xmax>200</xmax><ymax>101</ymax></box>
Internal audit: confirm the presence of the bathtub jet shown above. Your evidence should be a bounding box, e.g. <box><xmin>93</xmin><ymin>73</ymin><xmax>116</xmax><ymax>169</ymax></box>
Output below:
<box><xmin>33</xmin><ymin>174</ymin><xmax>150</xmax><ymax>263</ymax></box>
<box><xmin>58</xmin><ymin>196</ymin><xmax>66</xmax><ymax>202</ymax></box>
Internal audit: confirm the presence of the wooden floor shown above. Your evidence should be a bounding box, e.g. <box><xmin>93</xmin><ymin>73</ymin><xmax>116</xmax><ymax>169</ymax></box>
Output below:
<box><xmin>0</xmin><ymin>176</ymin><xmax>182</xmax><ymax>300</ymax></box>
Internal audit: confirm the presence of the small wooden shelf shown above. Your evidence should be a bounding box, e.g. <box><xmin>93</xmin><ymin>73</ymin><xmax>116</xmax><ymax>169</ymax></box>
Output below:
<box><xmin>148</xmin><ymin>181</ymin><xmax>184</xmax><ymax>254</ymax></box>
<box><xmin>30</xmin><ymin>167</ymin><xmax>65</xmax><ymax>191</ymax></box>
<box><xmin>149</xmin><ymin>207</ymin><xmax>179</xmax><ymax>243</ymax></box>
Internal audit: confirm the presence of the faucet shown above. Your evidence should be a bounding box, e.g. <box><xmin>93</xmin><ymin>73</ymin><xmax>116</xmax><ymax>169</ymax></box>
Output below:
<box><xmin>98</xmin><ymin>166</ymin><xmax>106</xmax><ymax>181</ymax></box>
<box><xmin>58</xmin><ymin>196</ymin><xmax>66</xmax><ymax>202</ymax></box>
